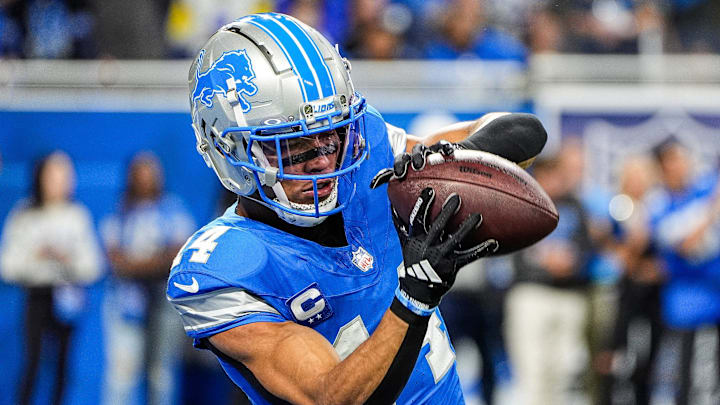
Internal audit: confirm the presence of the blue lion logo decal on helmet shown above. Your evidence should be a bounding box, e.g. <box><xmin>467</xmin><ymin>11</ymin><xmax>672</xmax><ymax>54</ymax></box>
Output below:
<box><xmin>192</xmin><ymin>49</ymin><xmax>258</xmax><ymax>112</ymax></box>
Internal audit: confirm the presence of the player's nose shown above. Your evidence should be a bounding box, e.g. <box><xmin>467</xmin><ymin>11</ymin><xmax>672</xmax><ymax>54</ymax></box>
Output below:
<box><xmin>302</xmin><ymin>136</ymin><xmax>334</xmax><ymax>172</ymax></box>
<box><xmin>303</xmin><ymin>152</ymin><xmax>332</xmax><ymax>173</ymax></box>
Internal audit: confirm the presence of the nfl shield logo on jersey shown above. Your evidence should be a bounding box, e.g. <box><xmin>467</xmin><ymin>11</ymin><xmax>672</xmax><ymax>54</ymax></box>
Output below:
<box><xmin>351</xmin><ymin>246</ymin><xmax>374</xmax><ymax>272</ymax></box>
<box><xmin>286</xmin><ymin>283</ymin><xmax>334</xmax><ymax>327</ymax></box>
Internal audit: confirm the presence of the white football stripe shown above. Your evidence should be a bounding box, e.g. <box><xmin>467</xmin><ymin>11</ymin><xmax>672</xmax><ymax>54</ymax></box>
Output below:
<box><xmin>407</xmin><ymin>266</ymin><xmax>417</xmax><ymax>278</ymax></box>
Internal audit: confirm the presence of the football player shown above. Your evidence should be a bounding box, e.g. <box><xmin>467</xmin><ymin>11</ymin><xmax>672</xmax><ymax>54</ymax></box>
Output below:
<box><xmin>167</xmin><ymin>12</ymin><xmax>546</xmax><ymax>404</ymax></box>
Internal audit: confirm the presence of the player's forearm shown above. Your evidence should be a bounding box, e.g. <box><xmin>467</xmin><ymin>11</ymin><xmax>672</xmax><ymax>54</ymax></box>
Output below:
<box><xmin>421</xmin><ymin>121</ymin><xmax>477</xmax><ymax>146</ymax></box>
<box><xmin>405</xmin><ymin>120</ymin><xmax>481</xmax><ymax>153</ymax></box>
<box><xmin>418</xmin><ymin>113</ymin><xmax>508</xmax><ymax>147</ymax></box>
<box><xmin>319</xmin><ymin>299</ymin><xmax>431</xmax><ymax>405</ymax></box>
<box><xmin>318</xmin><ymin>307</ymin><xmax>410</xmax><ymax>405</ymax></box>
<box><xmin>406</xmin><ymin>113</ymin><xmax>546</xmax><ymax>170</ymax></box>
<box><xmin>209</xmin><ymin>306</ymin><xmax>423</xmax><ymax>405</ymax></box>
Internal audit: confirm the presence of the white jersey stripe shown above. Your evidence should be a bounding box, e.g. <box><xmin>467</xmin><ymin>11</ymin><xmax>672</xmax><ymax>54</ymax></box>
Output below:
<box><xmin>169</xmin><ymin>287</ymin><xmax>281</xmax><ymax>332</ymax></box>
<box><xmin>184</xmin><ymin>307</ymin><xmax>278</xmax><ymax>331</ymax></box>
<box><xmin>174</xmin><ymin>300</ymin><xmax>279</xmax><ymax>319</ymax></box>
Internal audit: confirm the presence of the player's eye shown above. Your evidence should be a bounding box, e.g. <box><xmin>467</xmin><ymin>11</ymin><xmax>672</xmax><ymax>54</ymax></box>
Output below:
<box><xmin>282</xmin><ymin>141</ymin><xmax>339</xmax><ymax>167</ymax></box>
<box><xmin>258</xmin><ymin>131</ymin><xmax>341</xmax><ymax>169</ymax></box>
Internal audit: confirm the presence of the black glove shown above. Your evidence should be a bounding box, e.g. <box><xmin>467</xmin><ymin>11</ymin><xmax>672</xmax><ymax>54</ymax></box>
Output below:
<box><xmin>370</xmin><ymin>141</ymin><xmax>456</xmax><ymax>189</ymax></box>
<box><xmin>370</xmin><ymin>113</ymin><xmax>547</xmax><ymax>189</ymax></box>
<box><xmin>392</xmin><ymin>187</ymin><xmax>499</xmax><ymax>316</ymax></box>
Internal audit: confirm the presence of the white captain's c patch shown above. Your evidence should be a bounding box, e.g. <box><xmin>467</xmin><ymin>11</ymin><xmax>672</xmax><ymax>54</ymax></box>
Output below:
<box><xmin>286</xmin><ymin>282</ymin><xmax>333</xmax><ymax>327</ymax></box>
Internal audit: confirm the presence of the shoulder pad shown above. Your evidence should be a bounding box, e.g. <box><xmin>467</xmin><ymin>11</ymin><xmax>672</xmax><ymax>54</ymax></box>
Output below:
<box><xmin>169</xmin><ymin>224</ymin><xmax>268</xmax><ymax>297</ymax></box>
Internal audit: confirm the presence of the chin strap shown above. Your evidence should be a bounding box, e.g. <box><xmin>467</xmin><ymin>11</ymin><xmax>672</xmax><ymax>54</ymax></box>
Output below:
<box><xmin>226</xmin><ymin>78</ymin><xmax>249</xmax><ymax>128</ymax></box>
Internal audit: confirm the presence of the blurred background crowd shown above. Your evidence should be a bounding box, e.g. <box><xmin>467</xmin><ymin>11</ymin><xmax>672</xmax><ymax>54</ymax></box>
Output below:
<box><xmin>1</xmin><ymin>0</ymin><xmax>720</xmax><ymax>60</ymax></box>
<box><xmin>444</xmin><ymin>136</ymin><xmax>720</xmax><ymax>405</ymax></box>
<box><xmin>1</xmin><ymin>1</ymin><xmax>720</xmax><ymax>405</ymax></box>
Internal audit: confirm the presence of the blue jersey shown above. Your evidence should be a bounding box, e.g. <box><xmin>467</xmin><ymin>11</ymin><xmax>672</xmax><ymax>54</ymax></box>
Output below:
<box><xmin>167</xmin><ymin>107</ymin><xmax>464</xmax><ymax>404</ymax></box>
<box><xmin>649</xmin><ymin>172</ymin><xmax>720</xmax><ymax>328</ymax></box>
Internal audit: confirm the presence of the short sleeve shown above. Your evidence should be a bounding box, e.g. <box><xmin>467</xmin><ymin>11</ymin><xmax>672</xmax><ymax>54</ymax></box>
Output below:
<box><xmin>167</xmin><ymin>225</ymin><xmax>286</xmax><ymax>341</ymax></box>
<box><xmin>168</xmin><ymin>275</ymin><xmax>286</xmax><ymax>340</ymax></box>
<box><xmin>385</xmin><ymin>123</ymin><xmax>407</xmax><ymax>155</ymax></box>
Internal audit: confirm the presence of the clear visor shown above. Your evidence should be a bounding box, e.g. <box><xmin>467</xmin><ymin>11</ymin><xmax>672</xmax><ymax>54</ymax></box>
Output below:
<box><xmin>219</xmin><ymin>93</ymin><xmax>368</xmax><ymax>218</ymax></box>
<box><xmin>255</xmin><ymin>125</ymin><xmax>363</xmax><ymax>176</ymax></box>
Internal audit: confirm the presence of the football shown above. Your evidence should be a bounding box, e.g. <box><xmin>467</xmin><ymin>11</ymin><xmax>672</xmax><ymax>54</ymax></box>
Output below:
<box><xmin>387</xmin><ymin>149</ymin><xmax>558</xmax><ymax>256</ymax></box>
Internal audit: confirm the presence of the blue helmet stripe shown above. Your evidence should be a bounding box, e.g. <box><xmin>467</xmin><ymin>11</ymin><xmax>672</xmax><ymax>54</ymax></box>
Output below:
<box><xmin>242</xmin><ymin>19</ymin><xmax>308</xmax><ymax>101</ymax></box>
<box><xmin>262</xmin><ymin>14</ymin><xmax>327</xmax><ymax>98</ymax></box>
<box><xmin>244</xmin><ymin>15</ymin><xmax>321</xmax><ymax>101</ymax></box>
<box><xmin>272</xmin><ymin>14</ymin><xmax>336</xmax><ymax>97</ymax></box>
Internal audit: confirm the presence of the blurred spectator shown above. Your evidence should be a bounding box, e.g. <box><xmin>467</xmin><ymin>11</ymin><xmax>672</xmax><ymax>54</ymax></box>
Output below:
<box><xmin>0</xmin><ymin>151</ymin><xmax>103</xmax><ymax>405</ymax></box>
<box><xmin>165</xmin><ymin>0</ymin><xmax>273</xmax><ymax>58</ymax></box>
<box><xmin>422</xmin><ymin>0</ymin><xmax>527</xmax><ymax>61</ymax></box>
<box><xmin>0</xmin><ymin>0</ymin><xmax>23</xmax><ymax>57</ymax></box>
<box><xmin>286</xmin><ymin>0</ymin><xmax>325</xmax><ymax>35</ymax></box>
<box><xmin>598</xmin><ymin>155</ymin><xmax>665</xmax><ymax>405</ymax></box>
<box><xmin>647</xmin><ymin>138</ymin><xmax>720</xmax><ymax>405</ymax></box>
<box><xmin>89</xmin><ymin>0</ymin><xmax>169</xmax><ymax>58</ymax></box>
<box><xmin>527</xmin><ymin>6</ymin><xmax>564</xmax><ymax>53</ymax></box>
<box><xmin>6</xmin><ymin>0</ymin><xmax>720</xmax><ymax>59</ymax></box>
<box><xmin>527</xmin><ymin>0</ymin><xmax>664</xmax><ymax>55</ymax></box>
<box><xmin>357</xmin><ymin>20</ymin><xmax>403</xmax><ymax>59</ymax></box>
<box><xmin>277</xmin><ymin>0</ymin><xmax>349</xmax><ymax>43</ymax></box>
<box><xmin>24</xmin><ymin>0</ymin><xmax>96</xmax><ymax>58</ymax></box>
<box><xmin>557</xmin><ymin>138</ymin><xmax>622</xmax><ymax>405</ymax></box>
<box><xmin>562</xmin><ymin>0</ymin><xmax>644</xmax><ymax>54</ymax></box>
<box><xmin>666</xmin><ymin>0</ymin><xmax>720</xmax><ymax>53</ymax></box>
<box><xmin>505</xmin><ymin>148</ymin><xmax>592</xmax><ymax>405</ymax></box>
<box><xmin>0</xmin><ymin>0</ymin><xmax>96</xmax><ymax>58</ymax></box>
<box><xmin>343</xmin><ymin>0</ymin><xmax>416</xmax><ymax>58</ymax></box>
<box><xmin>440</xmin><ymin>257</ymin><xmax>511</xmax><ymax>405</ymax></box>
<box><xmin>101</xmin><ymin>152</ymin><xmax>195</xmax><ymax>405</ymax></box>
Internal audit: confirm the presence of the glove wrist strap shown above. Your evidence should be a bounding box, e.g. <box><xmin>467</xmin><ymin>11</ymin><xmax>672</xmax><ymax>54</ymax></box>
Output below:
<box><xmin>390</xmin><ymin>295</ymin><xmax>432</xmax><ymax>325</ymax></box>
<box><xmin>393</xmin><ymin>287</ymin><xmax>435</xmax><ymax>318</ymax></box>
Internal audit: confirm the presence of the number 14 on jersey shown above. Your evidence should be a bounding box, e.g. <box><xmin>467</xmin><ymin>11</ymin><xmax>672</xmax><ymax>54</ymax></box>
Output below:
<box><xmin>333</xmin><ymin>312</ymin><xmax>455</xmax><ymax>383</ymax></box>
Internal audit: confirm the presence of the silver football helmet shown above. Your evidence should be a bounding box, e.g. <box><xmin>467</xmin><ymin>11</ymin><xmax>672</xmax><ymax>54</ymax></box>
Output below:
<box><xmin>189</xmin><ymin>13</ymin><xmax>368</xmax><ymax>227</ymax></box>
